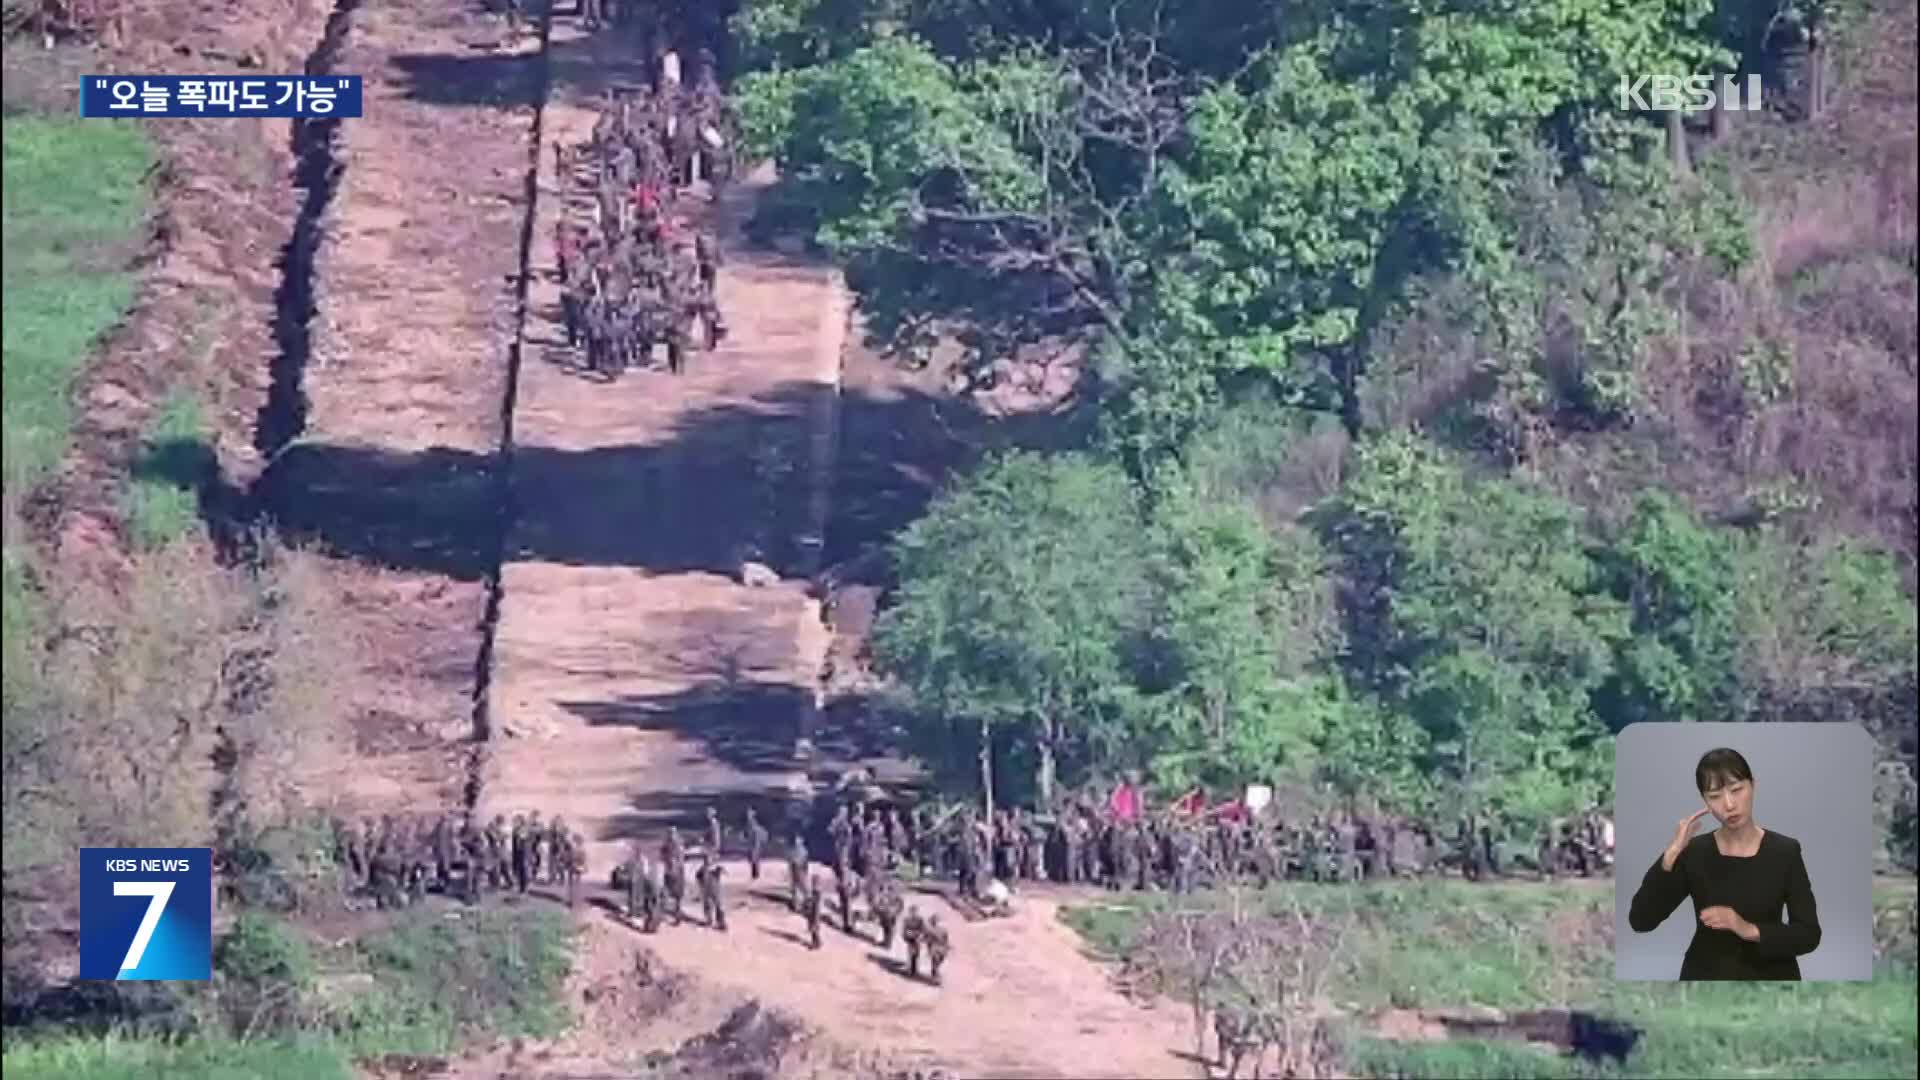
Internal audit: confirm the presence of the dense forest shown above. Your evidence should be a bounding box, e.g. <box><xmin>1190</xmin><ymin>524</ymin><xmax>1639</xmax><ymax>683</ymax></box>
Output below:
<box><xmin>731</xmin><ymin>0</ymin><xmax>1917</xmax><ymax>858</ymax></box>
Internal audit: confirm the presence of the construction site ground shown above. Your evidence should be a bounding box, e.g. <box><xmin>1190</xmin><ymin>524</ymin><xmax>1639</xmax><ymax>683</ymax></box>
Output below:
<box><xmin>250</xmin><ymin>5</ymin><xmax>1198</xmax><ymax>1078</ymax></box>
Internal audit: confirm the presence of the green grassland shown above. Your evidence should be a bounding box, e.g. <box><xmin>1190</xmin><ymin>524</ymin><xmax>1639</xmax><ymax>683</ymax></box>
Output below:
<box><xmin>0</xmin><ymin>904</ymin><xmax>578</xmax><ymax>1080</ymax></box>
<box><xmin>1063</xmin><ymin>879</ymin><xmax>1919</xmax><ymax>1079</ymax></box>
<box><xmin>1</xmin><ymin>114</ymin><xmax>152</xmax><ymax>495</ymax></box>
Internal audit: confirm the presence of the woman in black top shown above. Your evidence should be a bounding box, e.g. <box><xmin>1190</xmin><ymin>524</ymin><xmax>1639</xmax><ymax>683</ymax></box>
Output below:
<box><xmin>1628</xmin><ymin>747</ymin><xmax>1821</xmax><ymax>980</ymax></box>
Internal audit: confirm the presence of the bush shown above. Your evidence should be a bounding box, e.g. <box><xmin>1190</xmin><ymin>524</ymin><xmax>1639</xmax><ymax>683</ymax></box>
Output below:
<box><xmin>214</xmin><ymin>912</ymin><xmax>315</xmax><ymax>1037</ymax></box>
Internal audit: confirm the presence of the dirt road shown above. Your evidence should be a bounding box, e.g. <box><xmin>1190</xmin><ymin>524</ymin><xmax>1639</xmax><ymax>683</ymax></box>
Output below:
<box><xmin>274</xmin><ymin>0</ymin><xmax>542</xmax><ymax>812</ymax></box>
<box><xmin>459</xmin><ymin>13</ymin><xmax>1197</xmax><ymax>1080</ymax></box>
<box><xmin>477</xmin><ymin>19</ymin><xmax>846</xmax><ymax>880</ymax></box>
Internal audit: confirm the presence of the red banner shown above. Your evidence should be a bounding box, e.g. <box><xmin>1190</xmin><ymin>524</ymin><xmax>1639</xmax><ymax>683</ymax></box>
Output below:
<box><xmin>1108</xmin><ymin>782</ymin><xmax>1141</xmax><ymax>822</ymax></box>
<box><xmin>1171</xmin><ymin>788</ymin><xmax>1206</xmax><ymax>816</ymax></box>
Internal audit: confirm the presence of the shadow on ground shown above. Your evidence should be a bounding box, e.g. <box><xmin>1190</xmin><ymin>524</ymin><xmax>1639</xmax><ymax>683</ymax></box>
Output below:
<box><xmin>196</xmin><ymin>376</ymin><xmax>1074</xmax><ymax>583</ymax></box>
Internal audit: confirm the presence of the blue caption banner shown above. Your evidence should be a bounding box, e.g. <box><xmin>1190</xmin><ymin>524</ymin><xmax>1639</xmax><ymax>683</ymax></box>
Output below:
<box><xmin>80</xmin><ymin>75</ymin><xmax>362</xmax><ymax>118</ymax></box>
<box><xmin>79</xmin><ymin>847</ymin><xmax>213</xmax><ymax>981</ymax></box>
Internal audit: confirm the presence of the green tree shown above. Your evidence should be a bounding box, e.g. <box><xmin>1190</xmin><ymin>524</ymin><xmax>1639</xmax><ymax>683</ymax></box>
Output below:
<box><xmin>1128</xmin><ymin>474</ymin><xmax>1345</xmax><ymax>793</ymax></box>
<box><xmin>1593</xmin><ymin>493</ymin><xmax>1741</xmax><ymax>730</ymax></box>
<box><xmin>870</xmin><ymin>451</ymin><xmax>1151</xmax><ymax>808</ymax></box>
<box><xmin>1323</xmin><ymin>436</ymin><xmax>1626</xmax><ymax>820</ymax></box>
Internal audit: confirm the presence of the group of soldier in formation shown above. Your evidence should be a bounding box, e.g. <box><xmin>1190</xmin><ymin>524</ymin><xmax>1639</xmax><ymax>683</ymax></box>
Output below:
<box><xmin>551</xmin><ymin>37</ymin><xmax>737</xmax><ymax>376</ymax></box>
<box><xmin>611</xmin><ymin>806</ymin><xmax>957</xmax><ymax>985</ymax></box>
<box><xmin>332</xmin><ymin>811</ymin><xmax>586</xmax><ymax>911</ymax></box>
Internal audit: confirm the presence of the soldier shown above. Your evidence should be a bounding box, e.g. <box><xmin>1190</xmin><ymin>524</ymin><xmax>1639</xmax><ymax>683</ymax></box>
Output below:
<box><xmin>697</xmin><ymin>852</ymin><xmax>726</xmax><ymax>931</ymax></box>
<box><xmin>835</xmin><ymin>866</ymin><xmax>860</xmax><ymax>935</ymax></box>
<box><xmin>661</xmin><ymin>827</ymin><xmax>687</xmax><ymax>925</ymax></box>
<box><xmin>802</xmin><ymin>875</ymin><xmax>825</xmax><ymax>950</ymax></box>
<box><xmin>871</xmin><ymin>876</ymin><xmax>904</xmax><ymax>949</ymax></box>
<box><xmin>744</xmin><ymin>808</ymin><xmax>768</xmax><ymax>880</ymax></box>
<box><xmin>786</xmin><ymin>832</ymin><xmax>810</xmax><ymax>912</ymax></box>
<box><xmin>1061</xmin><ymin>816</ymin><xmax>1083</xmax><ymax>885</ymax></box>
<box><xmin>526</xmin><ymin>807</ymin><xmax>549</xmax><ymax>883</ymax></box>
<box><xmin>1216</xmin><ymin>1005</ymin><xmax>1262</xmax><ymax>1079</ymax></box>
<box><xmin>924</xmin><ymin>914</ymin><xmax>951</xmax><ymax>985</ymax></box>
<box><xmin>486</xmin><ymin>814</ymin><xmax>510</xmax><ymax>889</ymax></box>
<box><xmin>902</xmin><ymin>906</ymin><xmax>927</xmax><ymax>977</ymax></box>
<box><xmin>828</xmin><ymin>805</ymin><xmax>853</xmax><ymax>869</ymax></box>
<box><xmin>429</xmin><ymin>813</ymin><xmax>454</xmax><ymax>893</ymax></box>
<box><xmin>459</xmin><ymin>817</ymin><xmax>486</xmax><ymax>901</ymax></box>
<box><xmin>369</xmin><ymin>843</ymin><xmax>404</xmax><ymax>910</ymax></box>
<box><xmin>639</xmin><ymin>854</ymin><xmax>663</xmax><ymax>933</ymax></box>
<box><xmin>624</xmin><ymin>843</ymin><xmax>645</xmax><ymax>922</ymax></box>
<box><xmin>1540</xmin><ymin>819</ymin><xmax>1561</xmax><ymax>880</ymax></box>
<box><xmin>510</xmin><ymin>814</ymin><xmax>533</xmax><ymax>894</ymax></box>
<box><xmin>359</xmin><ymin>817</ymin><xmax>380</xmax><ymax>886</ymax></box>
<box><xmin>886</xmin><ymin>809</ymin><xmax>908</xmax><ymax>873</ymax></box>
<box><xmin>547</xmin><ymin>815</ymin><xmax>570</xmax><ymax>885</ymax></box>
<box><xmin>705</xmin><ymin>806</ymin><xmax>724</xmax><ymax>863</ymax></box>
<box><xmin>1456</xmin><ymin>817</ymin><xmax>1484</xmax><ymax>882</ymax></box>
<box><xmin>334</xmin><ymin>816</ymin><xmax>364</xmax><ymax>893</ymax></box>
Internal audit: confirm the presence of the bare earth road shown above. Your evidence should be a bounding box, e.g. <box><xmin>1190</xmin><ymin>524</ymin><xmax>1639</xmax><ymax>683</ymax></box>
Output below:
<box><xmin>445</xmin><ymin>13</ymin><xmax>1197</xmax><ymax>1080</ymax></box>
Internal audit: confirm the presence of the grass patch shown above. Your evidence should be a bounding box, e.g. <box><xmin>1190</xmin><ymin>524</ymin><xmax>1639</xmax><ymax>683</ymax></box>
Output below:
<box><xmin>1062</xmin><ymin>879</ymin><xmax>1920</xmax><ymax>1079</ymax></box>
<box><xmin>122</xmin><ymin>387</ymin><xmax>209</xmax><ymax>550</ymax></box>
<box><xmin>328</xmin><ymin>904</ymin><xmax>577</xmax><ymax>1058</ymax></box>
<box><xmin>2</xmin><ymin>114</ymin><xmax>151</xmax><ymax>495</ymax></box>
<box><xmin>0</xmin><ymin>1032</ymin><xmax>350</xmax><ymax>1080</ymax></box>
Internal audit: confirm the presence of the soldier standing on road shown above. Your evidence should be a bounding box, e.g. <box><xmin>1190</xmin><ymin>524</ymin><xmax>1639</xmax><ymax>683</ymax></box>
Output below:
<box><xmin>697</xmin><ymin>852</ymin><xmax>727</xmax><ymax>931</ymax></box>
<box><xmin>565</xmin><ymin>828</ymin><xmax>586</xmax><ymax>909</ymax></box>
<box><xmin>829</xmin><ymin>805</ymin><xmax>854</xmax><ymax>869</ymax></box>
<box><xmin>835</xmin><ymin>866</ymin><xmax>860</xmax><ymax>935</ymax></box>
<box><xmin>786</xmin><ymin>833</ymin><xmax>810</xmax><ymax>912</ymax></box>
<box><xmin>640</xmin><ymin>856</ymin><xmax>664</xmax><ymax>933</ymax></box>
<box><xmin>925</xmin><ymin>914</ymin><xmax>951</xmax><ymax>985</ymax></box>
<box><xmin>460</xmin><ymin>817</ymin><xmax>485</xmax><ymax>901</ymax></box>
<box><xmin>485</xmin><ymin>815</ymin><xmax>510</xmax><ymax>889</ymax></box>
<box><xmin>902</xmin><ymin>906</ymin><xmax>927</xmax><ymax>978</ymax></box>
<box><xmin>625</xmin><ymin>844</ymin><xmax>644</xmax><ymax>921</ymax></box>
<box><xmin>802</xmin><ymin>875</ymin><xmax>825</xmax><ymax>949</ymax></box>
<box><xmin>511</xmin><ymin>815</ymin><xmax>533</xmax><ymax>894</ymax></box>
<box><xmin>705</xmin><ymin>806</ymin><xmax>724</xmax><ymax>863</ymax></box>
<box><xmin>553</xmin><ymin>816</ymin><xmax>575</xmax><ymax>887</ymax></box>
<box><xmin>745</xmin><ymin>808</ymin><xmax>769</xmax><ymax>880</ymax></box>
<box><xmin>872</xmin><ymin>877</ymin><xmax>904</xmax><ymax>950</ymax></box>
<box><xmin>886</xmin><ymin>809</ymin><xmax>908</xmax><ymax>873</ymax></box>
<box><xmin>530</xmin><ymin>811</ymin><xmax>550</xmax><ymax>884</ymax></box>
<box><xmin>662</xmin><ymin>826</ymin><xmax>687</xmax><ymax>925</ymax></box>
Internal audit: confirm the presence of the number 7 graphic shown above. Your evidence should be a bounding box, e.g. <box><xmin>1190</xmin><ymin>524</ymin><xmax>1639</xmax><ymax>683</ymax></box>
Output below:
<box><xmin>114</xmin><ymin>881</ymin><xmax>175</xmax><ymax>973</ymax></box>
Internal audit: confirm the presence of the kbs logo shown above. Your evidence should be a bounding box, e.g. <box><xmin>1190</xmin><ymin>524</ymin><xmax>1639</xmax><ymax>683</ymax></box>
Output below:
<box><xmin>1618</xmin><ymin>74</ymin><xmax>1766</xmax><ymax>113</ymax></box>
<box><xmin>79</xmin><ymin>848</ymin><xmax>212</xmax><ymax>980</ymax></box>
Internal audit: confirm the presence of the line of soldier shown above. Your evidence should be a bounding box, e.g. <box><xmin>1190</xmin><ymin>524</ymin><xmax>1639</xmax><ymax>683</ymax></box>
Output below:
<box><xmin>552</xmin><ymin>48</ymin><xmax>734</xmax><ymax>377</ymax></box>
<box><xmin>804</xmin><ymin>796</ymin><xmax>1615</xmax><ymax>899</ymax></box>
<box><xmin>332</xmin><ymin>812</ymin><xmax>586</xmax><ymax>910</ymax></box>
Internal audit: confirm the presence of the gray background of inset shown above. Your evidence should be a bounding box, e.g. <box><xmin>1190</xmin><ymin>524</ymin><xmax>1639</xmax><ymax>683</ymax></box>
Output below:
<box><xmin>1614</xmin><ymin>722</ymin><xmax>1873</xmax><ymax>981</ymax></box>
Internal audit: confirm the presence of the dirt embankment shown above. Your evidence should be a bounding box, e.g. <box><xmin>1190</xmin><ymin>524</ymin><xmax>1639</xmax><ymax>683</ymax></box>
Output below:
<box><xmin>251</xmin><ymin>0</ymin><xmax>552</xmax><ymax>813</ymax></box>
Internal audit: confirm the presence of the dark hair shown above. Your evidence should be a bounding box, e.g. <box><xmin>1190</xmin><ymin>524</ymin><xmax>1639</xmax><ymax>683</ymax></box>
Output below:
<box><xmin>1695</xmin><ymin>748</ymin><xmax>1754</xmax><ymax>793</ymax></box>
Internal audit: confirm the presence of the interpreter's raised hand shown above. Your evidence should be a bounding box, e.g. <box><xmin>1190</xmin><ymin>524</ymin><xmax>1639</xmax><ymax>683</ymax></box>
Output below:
<box><xmin>1699</xmin><ymin>905</ymin><xmax>1760</xmax><ymax>941</ymax></box>
<box><xmin>1663</xmin><ymin>808</ymin><xmax>1710</xmax><ymax>871</ymax></box>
